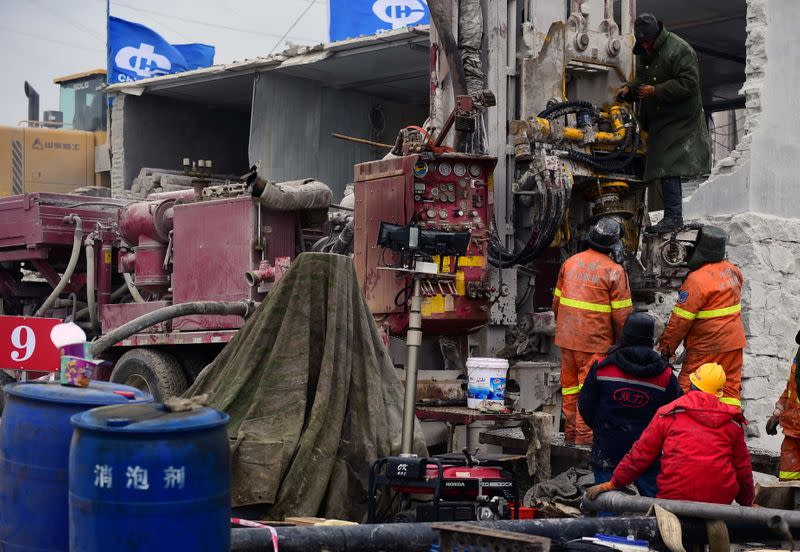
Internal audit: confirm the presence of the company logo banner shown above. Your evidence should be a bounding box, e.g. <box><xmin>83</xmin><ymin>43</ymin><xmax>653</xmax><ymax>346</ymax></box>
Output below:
<box><xmin>108</xmin><ymin>16</ymin><xmax>215</xmax><ymax>83</ymax></box>
<box><xmin>329</xmin><ymin>0</ymin><xmax>429</xmax><ymax>42</ymax></box>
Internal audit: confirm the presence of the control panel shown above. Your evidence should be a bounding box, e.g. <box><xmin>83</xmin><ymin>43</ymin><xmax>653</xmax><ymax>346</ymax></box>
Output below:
<box><xmin>354</xmin><ymin>153</ymin><xmax>497</xmax><ymax>335</ymax></box>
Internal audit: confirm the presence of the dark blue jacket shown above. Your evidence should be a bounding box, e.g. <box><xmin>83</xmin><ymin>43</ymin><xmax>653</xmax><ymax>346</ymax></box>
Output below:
<box><xmin>578</xmin><ymin>346</ymin><xmax>681</xmax><ymax>471</ymax></box>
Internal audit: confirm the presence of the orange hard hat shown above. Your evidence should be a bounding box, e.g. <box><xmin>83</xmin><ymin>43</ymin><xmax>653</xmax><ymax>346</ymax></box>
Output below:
<box><xmin>689</xmin><ymin>363</ymin><xmax>726</xmax><ymax>397</ymax></box>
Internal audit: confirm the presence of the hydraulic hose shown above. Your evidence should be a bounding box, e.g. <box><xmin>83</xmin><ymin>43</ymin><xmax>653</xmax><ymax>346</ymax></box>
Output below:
<box><xmin>85</xmin><ymin>239</ymin><xmax>98</xmax><ymax>329</ymax></box>
<box><xmin>537</xmin><ymin>100</ymin><xmax>594</xmax><ymax>120</ymax></box>
<box><xmin>90</xmin><ymin>301</ymin><xmax>251</xmax><ymax>357</ymax></box>
<box><xmin>35</xmin><ymin>215</ymin><xmax>82</xmax><ymax>317</ymax></box>
<box><xmin>73</xmin><ymin>282</ymin><xmax>130</xmax><ymax>322</ymax></box>
<box><xmin>123</xmin><ymin>272</ymin><xmax>146</xmax><ymax>303</ymax></box>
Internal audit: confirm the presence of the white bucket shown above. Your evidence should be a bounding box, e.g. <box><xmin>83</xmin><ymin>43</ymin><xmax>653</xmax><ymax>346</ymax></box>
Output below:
<box><xmin>466</xmin><ymin>357</ymin><xmax>509</xmax><ymax>409</ymax></box>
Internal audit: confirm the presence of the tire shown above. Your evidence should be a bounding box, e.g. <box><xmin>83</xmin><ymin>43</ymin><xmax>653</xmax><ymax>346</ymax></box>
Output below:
<box><xmin>110</xmin><ymin>348</ymin><xmax>188</xmax><ymax>402</ymax></box>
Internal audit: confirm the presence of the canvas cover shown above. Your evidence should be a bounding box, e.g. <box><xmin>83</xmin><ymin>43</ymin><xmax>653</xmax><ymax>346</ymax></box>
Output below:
<box><xmin>185</xmin><ymin>252</ymin><xmax>426</xmax><ymax>520</ymax></box>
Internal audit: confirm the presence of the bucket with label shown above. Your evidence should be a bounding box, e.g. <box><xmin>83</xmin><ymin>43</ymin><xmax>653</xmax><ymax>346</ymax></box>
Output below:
<box><xmin>466</xmin><ymin>358</ymin><xmax>509</xmax><ymax>409</ymax></box>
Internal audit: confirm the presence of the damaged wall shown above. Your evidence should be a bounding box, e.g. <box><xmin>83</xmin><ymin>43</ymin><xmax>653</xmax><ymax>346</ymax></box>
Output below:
<box><xmin>249</xmin><ymin>72</ymin><xmax>428</xmax><ymax>201</ymax></box>
<box><xmin>110</xmin><ymin>94</ymin><xmax>250</xmax><ymax>195</ymax></box>
<box><xmin>682</xmin><ymin>0</ymin><xmax>799</xmax><ymax>450</ymax></box>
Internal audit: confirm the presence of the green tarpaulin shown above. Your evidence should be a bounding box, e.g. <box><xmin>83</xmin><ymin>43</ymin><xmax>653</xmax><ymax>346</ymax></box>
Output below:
<box><xmin>185</xmin><ymin>252</ymin><xmax>426</xmax><ymax>521</ymax></box>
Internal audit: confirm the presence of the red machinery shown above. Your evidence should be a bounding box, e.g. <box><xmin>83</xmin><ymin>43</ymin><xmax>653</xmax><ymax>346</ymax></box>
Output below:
<box><xmin>0</xmin><ymin>186</ymin><xmax>321</xmax><ymax>399</ymax></box>
<box><xmin>354</xmin><ymin>153</ymin><xmax>497</xmax><ymax>335</ymax></box>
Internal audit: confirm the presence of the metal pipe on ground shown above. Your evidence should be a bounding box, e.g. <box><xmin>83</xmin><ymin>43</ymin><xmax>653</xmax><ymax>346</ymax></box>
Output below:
<box><xmin>229</xmin><ymin>516</ymin><xmax>794</xmax><ymax>551</ymax></box>
<box><xmin>90</xmin><ymin>301</ymin><xmax>250</xmax><ymax>356</ymax></box>
<box><xmin>585</xmin><ymin>491</ymin><xmax>800</xmax><ymax>527</ymax></box>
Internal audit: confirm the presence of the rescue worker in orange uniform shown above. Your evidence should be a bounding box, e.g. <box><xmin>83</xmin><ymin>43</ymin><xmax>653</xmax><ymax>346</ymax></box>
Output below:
<box><xmin>553</xmin><ymin>218</ymin><xmax>633</xmax><ymax>444</ymax></box>
<box><xmin>765</xmin><ymin>331</ymin><xmax>800</xmax><ymax>480</ymax></box>
<box><xmin>658</xmin><ymin>226</ymin><xmax>746</xmax><ymax>407</ymax></box>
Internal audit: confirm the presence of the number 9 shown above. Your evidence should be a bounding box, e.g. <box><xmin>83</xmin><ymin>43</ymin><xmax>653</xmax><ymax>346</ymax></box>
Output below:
<box><xmin>11</xmin><ymin>326</ymin><xmax>35</xmax><ymax>363</ymax></box>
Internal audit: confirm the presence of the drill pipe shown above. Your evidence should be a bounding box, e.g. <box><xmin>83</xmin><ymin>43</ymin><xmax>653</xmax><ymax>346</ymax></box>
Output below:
<box><xmin>585</xmin><ymin>491</ymin><xmax>800</xmax><ymax>527</ymax></box>
<box><xmin>229</xmin><ymin>516</ymin><xmax>795</xmax><ymax>551</ymax></box>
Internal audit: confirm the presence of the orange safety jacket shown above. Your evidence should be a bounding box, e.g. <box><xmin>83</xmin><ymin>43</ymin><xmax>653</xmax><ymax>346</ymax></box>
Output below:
<box><xmin>774</xmin><ymin>357</ymin><xmax>800</xmax><ymax>445</ymax></box>
<box><xmin>659</xmin><ymin>260</ymin><xmax>746</xmax><ymax>356</ymax></box>
<box><xmin>552</xmin><ymin>248</ymin><xmax>633</xmax><ymax>356</ymax></box>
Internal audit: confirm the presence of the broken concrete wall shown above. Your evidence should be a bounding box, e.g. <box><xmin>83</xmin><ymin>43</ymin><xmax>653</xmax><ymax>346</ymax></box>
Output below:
<box><xmin>109</xmin><ymin>94</ymin><xmax>250</xmax><ymax>195</ymax></box>
<box><xmin>710</xmin><ymin>213</ymin><xmax>799</xmax><ymax>450</ymax></box>
<box><xmin>679</xmin><ymin>0</ymin><xmax>800</xmax><ymax>452</ymax></box>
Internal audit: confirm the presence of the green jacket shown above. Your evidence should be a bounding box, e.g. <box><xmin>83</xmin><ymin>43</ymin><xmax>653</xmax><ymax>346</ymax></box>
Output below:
<box><xmin>625</xmin><ymin>27</ymin><xmax>712</xmax><ymax>182</ymax></box>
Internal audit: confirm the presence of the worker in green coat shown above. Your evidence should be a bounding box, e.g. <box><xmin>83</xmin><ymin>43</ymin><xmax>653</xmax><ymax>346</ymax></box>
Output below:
<box><xmin>617</xmin><ymin>13</ymin><xmax>712</xmax><ymax>234</ymax></box>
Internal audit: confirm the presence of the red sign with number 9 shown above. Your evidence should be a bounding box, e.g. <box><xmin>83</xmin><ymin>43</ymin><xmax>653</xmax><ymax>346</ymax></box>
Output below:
<box><xmin>0</xmin><ymin>316</ymin><xmax>62</xmax><ymax>372</ymax></box>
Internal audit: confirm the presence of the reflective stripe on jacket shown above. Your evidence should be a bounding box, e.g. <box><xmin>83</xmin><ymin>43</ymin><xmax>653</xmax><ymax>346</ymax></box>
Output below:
<box><xmin>553</xmin><ymin>249</ymin><xmax>632</xmax><ymax>353</ymax></box>
<box><xmin>774</xmin><ymin>359</ymin><xmax>800</xmax><ymax>439</ymax></box>
<box><xmin>659</xmin><ymin>260</ymin><xmax>746</xmax><ymax>355</ymax></box>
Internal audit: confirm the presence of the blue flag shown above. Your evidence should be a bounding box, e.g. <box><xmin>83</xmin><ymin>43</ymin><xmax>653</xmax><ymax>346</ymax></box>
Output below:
<box><xmin>108</xmin><ymin>16</ymin><xmax>215</xmax><ymax>84</ymax></box>
<box><xmin>329</xmin><ymin>0</ymin><xmax>429</xmax><ymax>42</ymax></box>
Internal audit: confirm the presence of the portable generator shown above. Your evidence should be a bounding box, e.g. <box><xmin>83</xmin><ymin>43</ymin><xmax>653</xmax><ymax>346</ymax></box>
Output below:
<box><xmin>367</xmin><ymin>450</ymin><xmax>520</xmax><ymax>523</ymax></box>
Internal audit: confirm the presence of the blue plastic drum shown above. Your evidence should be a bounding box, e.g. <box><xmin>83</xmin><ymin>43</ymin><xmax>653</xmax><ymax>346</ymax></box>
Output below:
<box><xmin>69</xmin><ymin>403</ymin><xmax>230</xmax><ymax>552</ymax></box>
<box><xmin>0</xmin><ymin>381</ymin><xmax>152</xmax><ymax>552</ymax></box>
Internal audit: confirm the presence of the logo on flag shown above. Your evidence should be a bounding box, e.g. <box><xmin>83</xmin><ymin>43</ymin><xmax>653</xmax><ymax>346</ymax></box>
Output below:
<box><xmin>329</xmin><ymin>0</ymin><xmax>429</xmax><ymax>42</ymax></box>
<box><xmin>108</xmin><ymin>16</ymin><xmax>215</xmax><ymax>84</ymax></box>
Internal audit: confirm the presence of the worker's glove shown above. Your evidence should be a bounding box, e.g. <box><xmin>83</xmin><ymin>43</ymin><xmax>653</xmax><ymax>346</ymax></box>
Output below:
<box><xmin>637</xmin><ymin>84</ymin><xmax>656</xmax><ymax>99</ymax></box>
<box><xmin>585</xmin><ymin>481</ymin><xmax>616</xmax><ymax>501</ymax></box>
<box><xmin>766</xmin><ymin>415</ymin><xmax>780</xmax><ymax>436</ymax></box>
<box><xmin>615</xmin><ymin>85</ymin><xmax>631</xmax><ymax>102</ymax></box>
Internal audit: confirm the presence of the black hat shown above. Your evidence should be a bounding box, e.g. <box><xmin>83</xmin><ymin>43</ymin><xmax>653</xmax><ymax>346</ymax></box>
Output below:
<box><xmin>634</xmin><ymin>13</ymin><xmax>661</xmax><ymax>43</ymax></box>
<box><xmin>620</xmin><ymin>312</ymin><xmax>655</xmax><ymax>347</ymax></box>
<box><xmin>687</xmin><ymin>225</ymin><xmax>727</xmax><ymax>271</ymax></box>
<box><xmin>586</xmin><ymin>217</ymin><xmax>622</xmax><ymax>253</ymax></box>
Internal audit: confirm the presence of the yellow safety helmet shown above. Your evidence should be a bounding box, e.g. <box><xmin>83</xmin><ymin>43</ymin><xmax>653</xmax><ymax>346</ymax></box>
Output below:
<box><xmin>689</xmin><ymin>363</ymin><xmax>726</xmax><ymax>397</ymax></box>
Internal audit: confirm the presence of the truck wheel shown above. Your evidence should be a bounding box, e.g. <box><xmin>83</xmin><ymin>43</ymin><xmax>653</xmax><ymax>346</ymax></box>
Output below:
<box><xmin>110</xmin><ymin>349</ymin><xmax>188</xmax><ymax>402</ymax></box>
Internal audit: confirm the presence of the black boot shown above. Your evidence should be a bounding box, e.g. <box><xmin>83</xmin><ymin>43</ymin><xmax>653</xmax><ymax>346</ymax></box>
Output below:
<box><xmin>647</xmin><ymin>177</ymin><xmax>683</xmax><ymax>233</ymax></box>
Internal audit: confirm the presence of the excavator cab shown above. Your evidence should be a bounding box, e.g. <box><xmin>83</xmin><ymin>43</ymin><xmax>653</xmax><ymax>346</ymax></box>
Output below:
<box><xmin>52</xmin><ymin>69</ymin><xmax>107</xmax><ymax>132</ymax></box>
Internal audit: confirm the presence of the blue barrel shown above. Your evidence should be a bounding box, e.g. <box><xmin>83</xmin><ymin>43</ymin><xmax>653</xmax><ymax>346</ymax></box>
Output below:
<box><xmin>69</xmin><ymin>403</ymin><xmax>230</xmax><ymax>552</ymax></box>
<box><xmin>0</xmin><ymin>381</ymin><xmax>152</xmax><ymax>552</ymax></box>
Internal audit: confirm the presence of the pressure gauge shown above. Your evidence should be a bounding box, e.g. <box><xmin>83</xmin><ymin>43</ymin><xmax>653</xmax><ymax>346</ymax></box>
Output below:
<box><xmin>454</xmin><ymin>163</ymin><xmax>467</xmax><ymax>177</ymax></box>
<box><xmin>427</xmin><ymin>209</ymin><xmax>436</xmax><ymax>219</ymax></box>
<box><xmin>468</xmin><ymin>163</ymin><xmax>482</xmax><ymax>177</ymax></box>
<box><xmin>447</xmin><ymin>183</ymin><xmax>454</xmax><ymax>191</ymax></box>
<box><xmin>438</xmin><ymin>162</ymin><xmax>452</xmax><ymax>177</ymax></box>
<box><xmin>430</xmin><ymin>187</ymin><xmax>439</xmax><ymax>198</ymax></box>
<box><xmin>439</xmin><ymin>209</ymin><xmax>448</xmax><ymax>219</ymax></box>
<box><xmin>448</xmin><ymin>193</ymin><xmax>456</xmax><ymax>203</ymax></box>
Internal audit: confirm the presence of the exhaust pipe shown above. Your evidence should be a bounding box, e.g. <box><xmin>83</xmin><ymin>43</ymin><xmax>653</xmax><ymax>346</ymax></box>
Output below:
<box><xmin>24</xmin><ymin>82</ymin><xmax>39</xmax><ymax>123</ymax></box>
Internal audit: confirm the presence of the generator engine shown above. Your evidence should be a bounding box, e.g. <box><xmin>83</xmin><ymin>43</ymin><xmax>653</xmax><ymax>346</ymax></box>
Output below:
<box><xmin>354</xmin><ymin>153</ymin><xmax>497</xmax><ymax>335</ymax></box>
<box><xmin>367</xmin><ymin>452</ymin><xmax>519</xmax><ymax>523</ymax></box>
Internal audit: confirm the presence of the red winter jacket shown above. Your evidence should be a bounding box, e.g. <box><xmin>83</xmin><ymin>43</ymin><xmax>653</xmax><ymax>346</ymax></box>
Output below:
<box><xmin>611</xmin><ymin>391</ymin><xmax>754</xmax><ymax>506</ymax></box>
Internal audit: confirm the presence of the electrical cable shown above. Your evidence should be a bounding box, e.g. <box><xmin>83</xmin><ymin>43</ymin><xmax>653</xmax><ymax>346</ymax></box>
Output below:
<box><xmin>109</xmin><ymin>0</ymin><xmax>321</xmax><ymax>42</ymax></box>
<box><xmin>268</xmin><ymin>0</ymin><xmax>318</xmax><ymax>55</ymax></box>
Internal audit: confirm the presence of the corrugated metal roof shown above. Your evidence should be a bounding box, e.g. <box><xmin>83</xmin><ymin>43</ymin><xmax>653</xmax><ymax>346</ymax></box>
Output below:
<box><xmin>105</xmin><ymin>26</ymin><xmax>430</xmax><ymax>99</ymax></box>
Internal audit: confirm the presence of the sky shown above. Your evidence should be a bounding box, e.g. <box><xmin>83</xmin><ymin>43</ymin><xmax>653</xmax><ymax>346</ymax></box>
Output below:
<box><xmin>0</xmin><ymin>0</ymin><xmax>329</xmax><ymax>126</ymax></box>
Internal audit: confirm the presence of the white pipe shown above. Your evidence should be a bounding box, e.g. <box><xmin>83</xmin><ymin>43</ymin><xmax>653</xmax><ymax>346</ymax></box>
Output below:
<box><xmin>85</xmin><ymin>239</ymin><xmax>98</xmax><ymax>329</ymax></box>
<box><xmin>35</xmin><ymin>215</ymin><xmax>82</xmax><ymax>317</ymax></box>
<box><xmin>123</xmin><ymin>273</ymin><xmax>146</xmax><ymax>303</ymax></box>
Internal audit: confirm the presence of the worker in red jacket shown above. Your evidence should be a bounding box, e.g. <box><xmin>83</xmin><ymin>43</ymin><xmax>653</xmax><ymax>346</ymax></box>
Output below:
<box><xmin>553</xmin><ymin>218</ymin><xmax>633</xmax><ymax>445</ymax></box>
<box><xmin>765</xmin><ymin>331</ymin><xmax>800</xmax><ymax>480</ymax></box>
<box><xmin>658</xmin><ymin>225</ymin><xmax>746</xmax><ymax>407</ymax></box>
<box><xmin>586</xmin><ymin>362</ymin><xmax>754</xmax><ymax>506</ymax></box>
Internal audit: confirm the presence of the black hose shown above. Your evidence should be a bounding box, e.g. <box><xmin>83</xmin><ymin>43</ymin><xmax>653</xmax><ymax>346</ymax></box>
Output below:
<box><xmin>90</xmin><ymin>301</ymin><xmax>251</xmax><ymax>356</ymax></box>
<box><xmin>537</xmin><ymin>100</ymin><xmax>594</xmax><ymax>120</ymax></box>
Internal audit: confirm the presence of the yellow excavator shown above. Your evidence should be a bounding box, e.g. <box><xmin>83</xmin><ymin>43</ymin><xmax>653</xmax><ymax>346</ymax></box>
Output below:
<box><xmin>0</xmin><ymin>69</ymin><xmax>110</xmax><ymax>196</ymax></box>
